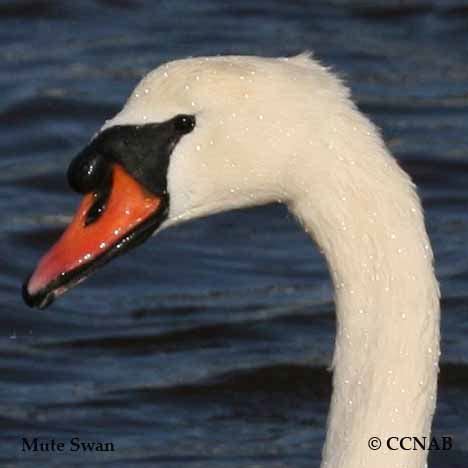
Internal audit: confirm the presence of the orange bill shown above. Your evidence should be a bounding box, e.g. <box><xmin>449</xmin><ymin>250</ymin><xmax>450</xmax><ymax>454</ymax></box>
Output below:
<box><xmin>23</xmin><ymin>164</ymin><xmax>165</xmax><ymax>308</ymax></box>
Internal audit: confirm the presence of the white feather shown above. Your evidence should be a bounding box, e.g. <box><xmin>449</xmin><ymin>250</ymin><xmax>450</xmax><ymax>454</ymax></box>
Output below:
<box><xmin>104</xmin><ymin>54</ymin><xmax>440</xmax><ymax>468</ymax></box>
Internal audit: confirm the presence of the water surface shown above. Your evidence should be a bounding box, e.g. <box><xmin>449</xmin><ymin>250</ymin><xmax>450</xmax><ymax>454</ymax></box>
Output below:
<box><xmin>1</xmin><ymin>1</ymin><xmax>467</xmax><ymax>467</ymax></box>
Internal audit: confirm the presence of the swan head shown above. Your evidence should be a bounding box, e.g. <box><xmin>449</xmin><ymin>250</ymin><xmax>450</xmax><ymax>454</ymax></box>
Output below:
<box><xmin>23</xmin><ymin>54</ymin><xmax>358</xmax><ymax>308</ymax></box>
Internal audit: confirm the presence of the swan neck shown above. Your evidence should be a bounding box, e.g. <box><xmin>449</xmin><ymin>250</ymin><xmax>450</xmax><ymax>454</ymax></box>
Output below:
<box><xmin>289</xmin><ymin>154</ymin><xmax>440</xmax><ymax>468</ymax></box>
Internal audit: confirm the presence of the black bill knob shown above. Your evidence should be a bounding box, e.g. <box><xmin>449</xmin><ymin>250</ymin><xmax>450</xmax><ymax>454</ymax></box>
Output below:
<box><xmin>67</xmin><ymin>150</ymin><xmax>112</xmax><ymax>194</ymax></box>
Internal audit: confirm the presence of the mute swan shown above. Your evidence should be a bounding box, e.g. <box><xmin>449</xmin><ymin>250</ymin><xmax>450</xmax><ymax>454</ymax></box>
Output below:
<box><xmin>23</xmin><ymin>53</ymin><xmax>440</xmax><ymax>468</ymax></box>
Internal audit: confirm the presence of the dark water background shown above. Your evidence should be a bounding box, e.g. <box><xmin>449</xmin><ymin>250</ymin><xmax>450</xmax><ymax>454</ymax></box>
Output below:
<box><xmin>1</xmin><ymin>1</ymin><xmax>467</xmax><ymax>467</ymax></box>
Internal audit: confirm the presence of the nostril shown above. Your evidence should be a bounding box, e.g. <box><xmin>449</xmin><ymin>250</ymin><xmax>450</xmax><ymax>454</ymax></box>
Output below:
<box><xmin>84</xmin><ymin>183</ymin><xmax>112</xmax><ymax>227</ymax></box>
<box><xmin>68</xmin><ymin>151</ymin><xmax>111</xmax><ymax>194</ymax></box>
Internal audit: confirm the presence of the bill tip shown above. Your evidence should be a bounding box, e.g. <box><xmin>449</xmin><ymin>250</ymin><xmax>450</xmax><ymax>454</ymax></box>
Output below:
<box><xmin>22</xmin><ymin>277</ymin><xmax>55</xmax><ymax>309</ymax></box>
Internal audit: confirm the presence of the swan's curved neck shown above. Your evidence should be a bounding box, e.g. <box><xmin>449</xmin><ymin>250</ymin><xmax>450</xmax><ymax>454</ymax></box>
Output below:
<box><xmin>289</xmin><ymin>141</ymin><xmax>440</xmax><ymax>468</ymax></box>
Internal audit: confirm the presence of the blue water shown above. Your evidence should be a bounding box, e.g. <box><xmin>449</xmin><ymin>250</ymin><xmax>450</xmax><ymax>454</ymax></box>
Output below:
<box><xmin>1</xmin><ymin>1</ymin><xmax>467</xmax><ymax>467</ymax></box>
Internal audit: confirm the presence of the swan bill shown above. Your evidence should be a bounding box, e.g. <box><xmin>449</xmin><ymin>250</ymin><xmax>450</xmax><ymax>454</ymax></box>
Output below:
<box><xmin>23</xmin><ymin>164</ymin><xmax>168</xmax><ymax>309</ymax></box>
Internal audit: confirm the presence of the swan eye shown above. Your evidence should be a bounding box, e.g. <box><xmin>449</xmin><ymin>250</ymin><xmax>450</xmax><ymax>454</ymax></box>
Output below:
<box><xmin>174</xmin><ymin>114</ymin><xmax>195</xmax><ymax>134</ymax></box>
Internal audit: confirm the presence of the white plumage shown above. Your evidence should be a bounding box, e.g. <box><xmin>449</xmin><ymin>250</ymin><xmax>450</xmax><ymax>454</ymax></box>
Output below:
<box><xmin>105</xmin><ymin>53</ymin><xmax>440</xmax><ymax>468</ymax></box>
